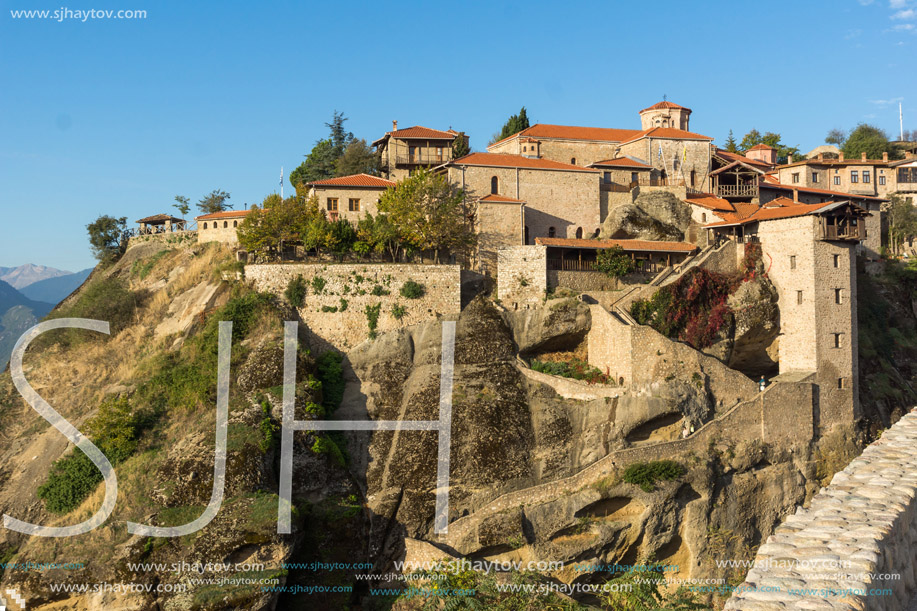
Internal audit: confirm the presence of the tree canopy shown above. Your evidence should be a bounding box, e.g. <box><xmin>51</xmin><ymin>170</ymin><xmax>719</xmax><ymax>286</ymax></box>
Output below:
<box><xmin>825</xmin><ymin>128</ymin><xmax>847</xmax><ymax>147</ymax></box>
<box><xmin>452</xmin><ymin>132</ymin><xmax>470</xmax><ymax>158</ymax></box>
<box><xmin>723</xmin><ymin>130</ymin><xmax>738</xmax><ymax>153</ymax></box>
<box><xmin>376</xmin><ymin>168</ymin><xmax>475</xmax><ymax>262</ymax></box>
<box><xmin>491</xmin><ymin>107</ymin><xmax>530</xmax><ymax>144</ymax></box>
<box><xmin>289</xmin><ymin>111</ymin><xmax>380</xmax><ymax>188</ymax></box>
<box><xmin>888</xmin><ymin>195</ymin><xmax>917</xmax><ymax>256</ymax></box>
<box><xmin>87</xmin><ymin>215</ymin><xmax>128</xmax><ymax>264</ymax></box>
<box><xmin>172</xmin><ymin>195</ymin><xmax>190</xmax><ymax>219</ymax></box>
<box><xmin>739</xmin><ymin>129</ymin><xmax>800</xmax><ymax>163</ymax></box>
<box><xmin>842</xmin><ymin>124</ymin><xmax>903</xmax><ymax>160</ymax></box>
<box><xmin>197</xmin><ymin>189</ymin><xmax>231</xmax><ymax>214</ymax></box>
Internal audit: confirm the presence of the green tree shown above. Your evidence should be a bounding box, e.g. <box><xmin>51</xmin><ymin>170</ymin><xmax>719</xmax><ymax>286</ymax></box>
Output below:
<box><xmin>739</xmin><ymin>129</ymin><xmax>799</xmax><ymax>163</ymax></box>
<box><xmin>596</xmin><ymin>246</ymin><xmax>635</xmax><ymax>287</ymax></box>
<box><xmin>197</xmin><ymin>189</ymin><xmax>231</xmax><ymax>214</ymax></box>
<box><xmin>826</xmin><ymin>128</ymin><xmax>847</xmax><ymax>147</ymax></box>
<box><xmin>173</xmin><ymin>195</ymin><xmax>190</xmax><ymax>219</ymax></box>
<box><xmin>376</xmin><ymin>168</ymin><xmax>475</xmax><ymax>262</ymax></box>
<box><xmin>290</xmin><ymin>139</ymin><xmax>337</xmax><ymax>187</ymax></box>
<box><xmin>724</xmin><ymin>129</ymin><xmax>738</xmax><ymax>152</ymax></box>
<box><xmin>357</xmin><ymin>212</ymin><xmax>403</xmax><ymax>261</ymax></box>
<box><xmin>325</xmin><ymin>218</ymin><xmax>358</xmax><ymax>259</ymax></box>
<box><xmin>86</xmin><ymin>215</ymin><xmax>128</xmax><ymax>264</ymax></box>
<box><xmin>237</xmin><ymin>193</ymin><xmax>313</xmax><ymax>259</ymax></box>
<box><xmin>492</xmin><ymin>107</ymin><xmax>530</xmax><ymax>144</ymax></box>
<box><xmin>452</xmin><ymin>131</ymin><xmax>470</xmax><ymax>158</ymax></box>
<box><xmin>335</xmin><ymin>138</ymin><xmax>380</xmax><ymax>176</ymax></box>
<box><xmin>888</xmin><ymin>195</ymin><xmax>917</xmax><ymax>256</ymax></box>
<box><xmin>326</xmin><ymin>110</ymin><xmax>354</xmax><ymax>157</ymax></box>
<box><xmin>843</xmin><ymin>124</ymin><xmax>902</xmax><ymax>160</ymax></box>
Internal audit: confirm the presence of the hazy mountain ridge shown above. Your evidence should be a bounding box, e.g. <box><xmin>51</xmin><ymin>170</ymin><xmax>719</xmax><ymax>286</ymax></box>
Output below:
<box><xmin>0</xmin><ymin>279</ymin><xmax>53</xmax><ymax>371</ymax></box>
<box><xmin>20</xmin><ymin>268</ymin><xmax>93</xmax><ymax>304</ymax></box>
<box><xmin>0</xmin><ymin>264</ymin><xmax>71</xmax><ymax>290</ymax></box>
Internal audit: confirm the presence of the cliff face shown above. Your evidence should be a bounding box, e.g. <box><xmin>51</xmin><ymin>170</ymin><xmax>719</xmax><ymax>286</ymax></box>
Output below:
<box><xmin>0</xmin><ymin>240</ymin><xmax>866</xmax><ymax>610</ymax></box>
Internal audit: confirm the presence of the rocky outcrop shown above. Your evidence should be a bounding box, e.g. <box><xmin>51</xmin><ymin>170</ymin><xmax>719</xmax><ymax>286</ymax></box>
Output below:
<box><xmin>600</xmin><ymin>190</ymin><xmax>692</xmax><ymax>241</ymax></box>
<box><xmin>727</xmin><ymin>275</ymin><xmax>780</xmax><ymax>376</ymax></box>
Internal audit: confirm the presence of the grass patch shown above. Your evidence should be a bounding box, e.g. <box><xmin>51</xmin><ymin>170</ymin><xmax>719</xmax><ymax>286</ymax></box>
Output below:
<box><xmin>622</xmin><ymin>460</ymin><xmax>684</xmax><ymax>492</ymax></box>
<box><xmin>531</xmin><ymin>358</ymin><xmax>612</xmax><ymax>385</ymax></box>
<box><xmin>285</xmin><ymin>274</ymin><xmax>307</xmax><ymax>307</ymax></box>
<box><xmin>399</xmin><ymin>280</ymin><xmax>425</xmax><ymax>299</ymax></box>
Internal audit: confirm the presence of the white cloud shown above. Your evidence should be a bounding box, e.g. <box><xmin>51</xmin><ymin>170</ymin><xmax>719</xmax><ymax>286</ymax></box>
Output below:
<box><xmin>892</xmin><ymin>8</ymin><xmax>917</xmax><ymax>18</ymax></box>
<box><xmin>893</xmin><ymin>22</ymin><xmax>916</xmax><ymax>28</ymax></box>
<box><xmin>889</xmin><ymin>0</ymin><xmax>909</xmax><ymax>8</ymax></box>
<box><xmin>871</xmin><ymin>97</ymin><xmax>905</xmax><ymax>106</ymax></box>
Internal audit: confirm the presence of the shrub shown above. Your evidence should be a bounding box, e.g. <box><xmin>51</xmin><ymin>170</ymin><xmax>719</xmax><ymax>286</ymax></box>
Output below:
<box><xmin>311</xmin><ymin>435</ymin><xmax>346</xmax><ymax>466</ymax></box>
<box><xmin>531</xmin><ymin>358</ymin><xmax>611</xmax><ymax>385</ymax></box>
<box><xmin>311</xmin><ymin>275</ymin><xmax>326</xmax><ymax>295</ymax></box>
<box><xmin>316</xmin><ymin>351</ymin><xmax>345</xmax><ymax>413</ymax></box>
<box><xmin>365</xmin><ymin>303</ymin><xmax>381</xmax><ymax>339</ymax></box>
<box><xmin>285</xmin><ymin>274</ymin><xmax>307</xmax><ymax>307</ymax></box>
<box><xmin>399</xmin><ymin>280</ymin><xmax>425</xmax><ymax>299</ymax></box>
<box><xmin>38</xmin><ymin>395</ymin><xmax>146</xmax><ymax>513</ymax></box>
<box><xmin>622</xmin><ymin>460</ymin><xmax>685</xmax><ymax>492</ymax></box>
<box><xmin>370</xmin><ymin>284</ymin><xmax>390</xmax><ymax>296</ymax></box>
<box><xmin>338</xmin><ymin>298</ymin><xmax>348</xmax><ymax>312</ymax></box>
<box><xmin>596</xmin><ymin>245</ymin><xmax>635</xmax><ymax>279</ymax></box>
<box><xmin>46</xmin><ymin>277</ymin><xmax>145</xmax><ymax>346</ymax></box>
<box><xmin>258</xmin><ymin>397</ymin><xmax>277</xmax><ymax>453</ymax></box>
<box><xmin>320</xmin><ymin>305</ymin><xmax>338</xmax><ymax>313</ymax></box>
<box><xmin>392</xmin><ymin>304</ymin><xmax>407</xmax><ymax>320</ymax></box>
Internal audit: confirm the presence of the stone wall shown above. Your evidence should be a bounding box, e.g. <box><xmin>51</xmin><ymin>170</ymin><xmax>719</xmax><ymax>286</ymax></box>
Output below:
<box><xmin>488</xmin><ymin>137</ymin><xmax>622</xmax><ymax>168</ymax></box>
<box><xmin>548</xmin><ymin>270</ymin><xmax>621</xmax><ymax>292</ymax></box>
<box><xmin>198</xmin><ymin>219</ymin><xmax>244</xmax><ymax>244</ymax></box>
<box><xmin>245</xmin><ymin>263</ymin><xmax>461</xmax><ymax>351</ymax></box>
<box><xmin>477</xmin><ymin>200</ymin><xmax>524</xmax><ymax>275</ymax></box>
<box><xmin>725</xmin><ymin>408</ymin><xmax>917</xmax><ymax>611</ymax></box>
<box><xmin>496</xmin><ymin>245</ymin><xmax>547</xmax><ymax>309</ymax></box>
<box><xmin>617</xmin><ymin>138</ymin><xmax>711</xmax><ymax>191</ymax></box>
<box><xmin>448</xmin><ymin>164</ymin><xmax>601</xmax><ymax>245</ymax></box>
<box><xmin>127</xmin><ymin>230</ymin><xmax>197</xmax><ymax>248</ymax></box>
<box><xmin>309</xmin><ymin>185</ymin><xmax>388</xmax><ymax>224</ymax></box>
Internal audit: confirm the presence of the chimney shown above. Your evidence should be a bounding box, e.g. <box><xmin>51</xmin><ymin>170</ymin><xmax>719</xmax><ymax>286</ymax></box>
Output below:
<box><xmin>818</xmin><ymin>153</ymin><xmax>824</xmax><ymax>161</ymax></box>
<box><xmin>861</xmin><ymin>152</ymin><xmax>867</xmax><ymax>161</ymax></box>
<box><xmin>787</xmin><ymin>154</ymin><xmax>794</xmax><ymax>164</ymax></box>
<box><xmin>839</xmin><ymin>152</ymin><xmax>845</xmax><ymax>162</ymax></box>
<box><xmin>883</xmin><ymin>151</ymin><xmax>889</xmax><ymax>163</ymax></box>
<box><xmin>392</xmin><ymin>120</ymin><xmax>398</xmax><ymax>131</ymax></box>
<box><xmin>793</xmin><ymin>188</ymin><xmax>799</xmax><ymax>203</ymax></box>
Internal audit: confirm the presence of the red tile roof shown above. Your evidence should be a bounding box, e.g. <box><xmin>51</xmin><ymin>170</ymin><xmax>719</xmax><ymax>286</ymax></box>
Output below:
<box><xmin>748</xmin><ymin>143</ymin><xmax>775</xmax><ymax>151</ymax></box>
<box><xmin>640</xmin><ymin>101</ymin><xmax>689</xmax><ymax>113</ymax></box>
<box><xmin>684</xmin><ymin>194</ymin><xmax>735</xmax><ymax>212</ymax></box>
<box><xmin>308</xmin><ymin>173</ymin><xmax>396</xmax><ymax>188</ymax></box>
<box><xmin>136</xmin><ymin>214</ymin><xmax>184</xmax><ymax>224</ymax></box>
<box><xmin>479</xmin><ymin>193</ymin><xmax>525</xmax><ymax>203</ymax></box>
<box><xmin>372</xmin><ymin>125</ymin><xmax>457</xmax><ymax>146</ymax></box>
<box><xmin>715</xmin><ymin>149</ymin><xmax>772</xmax><ymax>168</ymax></box>
<box><xmin>195</xmin><ymin>209</ymin><xmax>251</xmax><ymax>221</ymax></box>
<box><xmin>450</xmin><ymin>152</ymin><xmax>599</xmax><ymax>172</ymax></box>
<box><xmin>705</xmin><ymin>202</ymin><xmax>838</xmax><ymax>227</ymax></box>
<box><xmin>761</xmin><ymin>181</ymin><xmax>886</xmax><ymax>201</ymax></box>
<box><xmin>619</xmin><ymin>127</ymin><xmax>714</xmax><ymax>145</ymax></box>
<box><xmin>489</xmin><ymin>124</ymin><xmax>642</xmax><ymax>147</ymax></box>
<box><xmin>535</xmin><ymin>237</ymin><xmax>698</xmax><ymax>253</ymax></box>
<box><xmin>590</xmin><ymin>157</ymin><xmax>652</xmax><ymax>169</ymax></box>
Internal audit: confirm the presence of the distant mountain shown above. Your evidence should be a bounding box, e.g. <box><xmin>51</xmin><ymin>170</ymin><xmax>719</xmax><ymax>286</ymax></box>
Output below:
<box><xmin>0</xmin><ymin>264</ymin><xmax>71</xmax><ymax>290</ymax></box>
<box><xmin>0</xmin><ymin>280</ymin><xmax>53</xmax><ymax>372</ymax></box>
<box><xmin>20</xmin><ymin>268</ymin><xmax>92</xmax><ymax>305</ymax></box>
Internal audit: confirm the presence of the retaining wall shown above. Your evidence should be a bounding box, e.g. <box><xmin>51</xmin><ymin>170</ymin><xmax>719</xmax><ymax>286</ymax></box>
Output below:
<box><xmin>725</xmin><ymin>408</ymin><xmax>917</xmax><ymax>611</ymax></box>
<box><xmin>245</xmin><ymin>263</ymin><xmax>461</xmax><ymax>351</ymax></box>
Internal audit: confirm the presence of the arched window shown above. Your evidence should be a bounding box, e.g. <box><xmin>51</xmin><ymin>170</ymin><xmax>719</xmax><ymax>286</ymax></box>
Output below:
<box><xmin>702</xmin><ymin>213</ymin><xmax>707</xmax><ymax>222</ymax></box>
<box><xmin>491</xmin><ymin>176</ymin><xmax>498</xmax><ymax>194</ymax></box>
<box><xmin>223</xmin><ymin>221</ymin><xmax>228</xmax><ymax>228</ymax></box>
<box><xmin>570</xmin><ymin>158</ymin><xmax>576</xmax><ymax>165</ymax></box>
<box><xmin>548</xmin><ymin>226</ymin><xmax>556</xmax><ymax>238</ymax></box>
<box><xmin>202</xmin><ymin>222</ymin><xmax>207</xmax><ymax>229</ymax></box>
<box><xmin>575</xmin><ymin>227</ymin><xmax>583</xmax><ymax>239</ymax></box>
<box><xmin>233</xmin><ymin>220</ymin><xmax>238</xmax><ymax>227</ymax></box>
<box><xmin>522</xmin><ymin>146</ymin><xmax>527</xmax><ymax>152</ymax></box>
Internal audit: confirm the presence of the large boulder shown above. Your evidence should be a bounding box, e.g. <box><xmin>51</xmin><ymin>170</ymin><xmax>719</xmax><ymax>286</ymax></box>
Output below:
<box><xmin>600</xmin><ymin>190</ymin><xmax>692</xmax><ymax>241</ymax></box>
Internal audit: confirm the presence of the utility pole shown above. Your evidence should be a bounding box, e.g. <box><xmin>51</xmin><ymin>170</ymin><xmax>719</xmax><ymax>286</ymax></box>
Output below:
<box><xmin>901</xmin><ymin>102</ymin><xmax>905</xmax><ymax>141</ymax></box>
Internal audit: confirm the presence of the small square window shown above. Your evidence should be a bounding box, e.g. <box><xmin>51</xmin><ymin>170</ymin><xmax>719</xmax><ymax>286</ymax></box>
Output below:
<box><xmin>851</xmin><ymin>171</ymin><xmax>858</xmax><ymax>184</ymax></box>
<box><xmin>837</xmin><ymin>377</ymin><xmax>846</xmax><ymax>389</ymax></box>
<box><xmin>833</xmin><ymin>333</ymin><xmax>842</xmax><ymax>348</ymax></box>
<box><xmin>349</xmin><ymin>198</ymin><xmax>360</xmax><ymax>212</ymax></box>
<box><xmin>792</xmin><ymin>172</ymin><xmax>800</xmax><ymax>184</ymax></box>
<box><xmin>835</xmin><ymin>288</ymin><xmax>842</xmax><ymax>304</ymax></box>
<box><xmin>796</xmin><ymin>290</ymin><xmax>803</xmax><ymax>304</ymax></box>
<box><xmin>790</xmin><ymin>255</ymin><xmax>797</xmax><ymax>269</ymax></box>
<box><xmin>327</xmin><ymin>198</ymin><xmax>339</xmax><ymax>212</ymax></box>
<box><xmin>812</xmin><ymin>172</ymin><xmax>819</xmax><ymax>183</ymax></box>
<box><xmin>833</xmin><ymin>254</ymin><xmax>840</xmax><ymax>267</ymax></box>
<box><xmin>833</xmin><ymin>175</ymin><xmax>841</xmax><ymax>186</ymax></box>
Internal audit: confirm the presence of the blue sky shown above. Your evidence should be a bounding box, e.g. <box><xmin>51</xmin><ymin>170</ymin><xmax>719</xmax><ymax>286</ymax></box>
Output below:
<box><xmin>1</xmin><ymin>0</ymin><xmax>915</xmax><ymax>271</ymax></box>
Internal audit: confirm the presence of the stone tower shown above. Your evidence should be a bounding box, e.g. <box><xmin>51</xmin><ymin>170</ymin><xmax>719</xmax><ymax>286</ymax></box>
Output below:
<box><xmin>639</xmin><ymin>101</ymin><xmax>691</xmax><ymax>131</ymax></box>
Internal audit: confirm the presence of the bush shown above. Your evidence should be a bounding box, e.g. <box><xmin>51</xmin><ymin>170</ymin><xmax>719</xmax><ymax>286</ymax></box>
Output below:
<box><xmin>370</xmin><ymin>284</ymin><xmax>390</xmax><ymax>296</ymax></box>
<box><xmin>46</xmin><ymin>277</ymin><xmax>145</xmax><ymax>347</ymax></box>
<box><xmin>622</xmin><ymin>460</ymin><xmax>685</xmax><ymax>492</ymax></box>
<box><xmin>365</xmin><ymin>303</ymin><xmax>381</xmax><ymax>339</ymax></box>
<box><xmin>285</xmin><ymin>275</ymin><xmax>307</xmax><ymax>307</ymax></box>
<box><xmin>338</xmin><ymin>298</ymin><xmax>348</xmax><ymax>312</ymax></box>
<box><xmin>316</xmin><ymin>351</ymin><xmax>345</xmax><ymax>413</ymax></box>
<box><xmin>311</xmin><ymin>275</ymin><xmax>326</xmax><ymax>295</ymax></box>
<box><xmin>258</xmin><ymin>397</ymin><xmax>277</xmax><ymax>453</ymax></box>
<box><xmin>392</xmin><ymin>304</ymin><xmax>407</xmax><ymax>320</ymax></box>
<box><xmin>531</xmin><ymin>358</ymin><xmax>611</xmax><ymax>385</ymax></box>
<box><xmin>38</xmin><ymin>395</ymin><xmax>146</xmax><ymax>513</ymax></box>
<box><xmin>399</xmin><ymin>280</ymin><xmax>425</xmax><ymax>299</ymax></box>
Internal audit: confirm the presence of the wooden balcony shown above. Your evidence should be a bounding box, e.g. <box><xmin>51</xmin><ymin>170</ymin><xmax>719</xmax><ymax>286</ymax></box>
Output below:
<box><xmin>548</xmin><ymin>258</ymin><xmax>597</xmax><ymax>271</ymax></box>
<box><xmin>819</xmin><ymin>223</ymin><xmax>864</xmax><ymax>242</ymax></box>
<box><xmin>395</xmin><ymin>154</ymin><xmax>449</xmax><ymax>166</ymax></box>
<box><xmin>717</xmin><ymin>184</ymin><xmax>759</xmax><ymax>198</ymax></box>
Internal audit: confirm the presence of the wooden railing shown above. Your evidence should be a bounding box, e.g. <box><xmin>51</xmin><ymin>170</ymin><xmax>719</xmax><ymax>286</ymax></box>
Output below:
<box><xmin>548</xmin><ymin>258</ymin><xmax>597</xmax><ymax>272</ymax></box>
<box><xmin>820</xmin><ymin>224</ymin><xmax>864</xmax><ymax>241</ymax></box>
<box><xmin>395</xmin><ymin>155</ymin><xmax>449</xmax><ymax>166</ymax></box>
<box><xmin>717</xmin><ymin>184</ymin><xmax>759</xmax><ymax>197</ymax></box>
